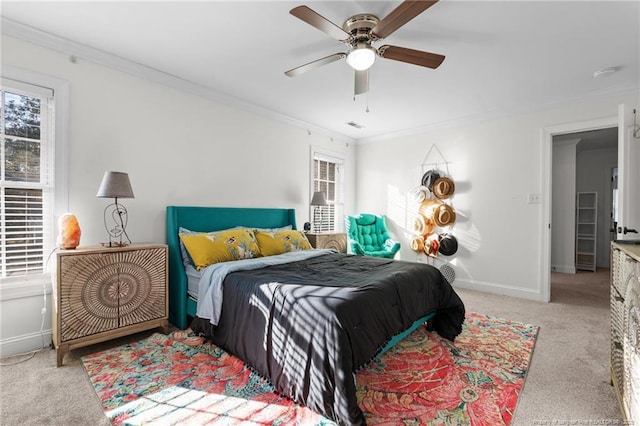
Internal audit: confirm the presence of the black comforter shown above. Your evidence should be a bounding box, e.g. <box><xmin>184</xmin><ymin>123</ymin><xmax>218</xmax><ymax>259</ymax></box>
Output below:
<box><xmin>191</xmin><ymin>252</ymin><xmax>465</xmax><ymax>425</ymax></box>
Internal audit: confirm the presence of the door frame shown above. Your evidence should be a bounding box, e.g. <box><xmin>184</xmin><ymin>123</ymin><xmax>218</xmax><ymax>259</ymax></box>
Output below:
<box><xmin>602</xmin><ymin>163</ymin><xmax>618</xmax><ymax>268</ymax></box>
<box><xmin>540</xmin><ymin>115</ymin><xmax>617</xmax><ymax>302</ymax></box>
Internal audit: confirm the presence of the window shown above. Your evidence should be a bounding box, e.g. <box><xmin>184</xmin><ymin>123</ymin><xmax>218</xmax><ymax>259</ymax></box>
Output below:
<box><xmin>311</xmin><ymin>150</ymin><xmax>344</xmax><ymax>232</ymax></box>
<box><xmin>1</xmin><ymin>79</ymin><xmax>55</xmax><ymax>282</ymax></box>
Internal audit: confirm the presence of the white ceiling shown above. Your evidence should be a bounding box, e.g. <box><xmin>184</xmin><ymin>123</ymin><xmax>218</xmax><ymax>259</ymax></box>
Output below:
<box><xmin>2</xmin><ymin>1</ymin><xmax>639</xmax><ymax>142</ymax></box>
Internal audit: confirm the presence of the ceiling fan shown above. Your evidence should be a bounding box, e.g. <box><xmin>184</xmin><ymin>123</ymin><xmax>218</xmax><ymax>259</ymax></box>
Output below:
<box><xmin>284</xmin><ymin>1</ymin><xmax>445</xmax><ymax>96</ymax></box>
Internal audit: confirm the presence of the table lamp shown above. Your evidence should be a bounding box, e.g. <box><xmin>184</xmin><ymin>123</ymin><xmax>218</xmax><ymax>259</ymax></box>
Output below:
<box><xmin>96</xmin><ymin>171</ymin><xmax>134</xmax><ymax>247</ymax></box>
<box><xmin>310</xmin><ymin>191</ymin><xmax>328</xmax><ymax>233</ymax></box>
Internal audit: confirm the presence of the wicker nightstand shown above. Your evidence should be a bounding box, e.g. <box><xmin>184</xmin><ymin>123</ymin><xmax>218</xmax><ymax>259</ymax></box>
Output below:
<box><xmin>52</xmin><ymin>243</ymin><xmax>169</xmax><ymax>366</ymax></box>
<box><xmin>306</xmin><ymin>232</ymin><xmax>347</xmax><ymax>253</ymax></box>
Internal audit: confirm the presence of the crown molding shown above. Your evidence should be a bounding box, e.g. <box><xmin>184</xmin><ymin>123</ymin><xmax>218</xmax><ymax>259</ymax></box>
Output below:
<box><xmin>1</xmin><ymin>17</ymin><xmax>355</xmax><ymax>146</ymax></box>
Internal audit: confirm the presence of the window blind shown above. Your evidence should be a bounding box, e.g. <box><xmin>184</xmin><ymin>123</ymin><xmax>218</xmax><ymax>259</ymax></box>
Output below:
<box><xmin>1</xmin><ymin>81</ymin><xmax>54</xmax><ymax>279</ymax></box>
<box><xmin>312</xmin><ymin>152</ymin><xmax>344</xmax><ymax>233</ymax></box>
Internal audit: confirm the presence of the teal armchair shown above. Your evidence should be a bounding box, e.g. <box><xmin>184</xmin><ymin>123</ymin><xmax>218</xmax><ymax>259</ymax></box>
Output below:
<box><xmin>346</xmin><ymin>213</ymin><xmax>401</xmax><ymax>258</ymax></box>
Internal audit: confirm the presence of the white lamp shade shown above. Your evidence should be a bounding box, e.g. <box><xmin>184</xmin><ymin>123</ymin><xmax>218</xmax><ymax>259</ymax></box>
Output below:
<box><xmin>96</xmin><ymin>171</ymin><xmax>134</xmax><ymax>199</ymax></box>
<box><xmin>346</xmin><ymin>46</ymin><xmax>376</xmax><ymax>71</ymax></box>
<box><xmin>310</xmin><ymin>191</ymin><xmax>328</xmax><ymax>206</ymax></box>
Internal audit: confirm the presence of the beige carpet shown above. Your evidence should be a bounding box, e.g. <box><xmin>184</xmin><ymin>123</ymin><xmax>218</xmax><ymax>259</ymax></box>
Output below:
<box><xmin>0</xmin><ymin>269</ymin><xmax>621</xmax><ymax>425</ymax></box>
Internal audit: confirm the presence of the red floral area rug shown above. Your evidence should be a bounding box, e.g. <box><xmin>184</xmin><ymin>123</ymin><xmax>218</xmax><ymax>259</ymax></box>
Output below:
<box><xmin>81</xmin><ymin>312</ymin><xmax>538</xmax><ymax>425</ymax></box>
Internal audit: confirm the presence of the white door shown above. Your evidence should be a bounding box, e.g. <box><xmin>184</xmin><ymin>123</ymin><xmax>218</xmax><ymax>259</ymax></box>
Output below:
<box><xmin>617</xmin><ymin>104</ymin><xmax>640</xmax><ymax>241</ymax></box>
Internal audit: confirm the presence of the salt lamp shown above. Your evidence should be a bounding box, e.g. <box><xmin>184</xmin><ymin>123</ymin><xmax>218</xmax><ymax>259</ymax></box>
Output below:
<box><xmin>57</xmin><ymin>213</ymin><xmax>81</xmax><ymax>249</ymax></box>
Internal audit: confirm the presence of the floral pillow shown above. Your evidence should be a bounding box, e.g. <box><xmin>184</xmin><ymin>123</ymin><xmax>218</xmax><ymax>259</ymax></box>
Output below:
<box><xmin>255</xmin><ymin>229</ymin><xmax>312</xmax><ymax>257</ymax></box>
<box><xmin>179</xmin><ymin>228</ymin><xmax>259</xmax><ymax>270</ymax></box>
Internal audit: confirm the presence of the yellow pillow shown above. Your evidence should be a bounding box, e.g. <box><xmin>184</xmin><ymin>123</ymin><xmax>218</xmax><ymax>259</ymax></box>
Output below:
<box><xmin>255</xmin><ymin>230</ymin><xmax>312</xmax><ymax>257</ymax></box>
<box><xmin>179</xmin><ymin>228</ymin><xmax>259</xmax><ymax>270</ymax></box>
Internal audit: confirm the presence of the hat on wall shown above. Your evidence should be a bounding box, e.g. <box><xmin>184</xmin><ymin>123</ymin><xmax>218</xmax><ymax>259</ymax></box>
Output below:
<box><xmin>423</xmin><ymin>234</ymin><xmax>440</xmax><ymax>257</ymax></box>
<box><xmin>412</xmin><ymin>215</ymin><xmax>426</xmax><ymax>235</ymax></box>
<box><xmin>412</xmin><ymin>214</ymin><xmax>435</xmax><ymax>236</ymax></box>
<box><xmin>438</xmin><ymin>233</ymin><xmax>459</xmax><ymax>256</ymax></box>
<box><xmin>421</xmin><ymin>169</ymin><xmax>441</xmax><ymax>190</ymax></box>
<box><xmin>410</xmin><ymin>185</ymin><xmax>429</xmax><ymax>203</ymax></box>
<box><xmin>418</xmin><ymin>198</ymin><xmax>440</xmax><ymax>219</ymax></box>
<box><xmin>419</xmin><ymin>199</ymin><xmax>456</xmax><ymax>227</ymax></box>
<box><xmin>433</xmin><ymin>203</ymin><xmax>456</xmax><ymax>227</ymax></box>
<box><xmin>410</xmin><ymin>235</ymin><xmax>425</xmax><ymax>252</ymax></box>
<box><xmin>432</xmin><ymin>176</ymin><xmax>455</xmax><ymax>199</ymax></box>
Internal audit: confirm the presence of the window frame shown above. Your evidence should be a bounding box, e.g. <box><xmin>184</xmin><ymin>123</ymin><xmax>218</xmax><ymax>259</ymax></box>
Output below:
<box><xmin>310</xmin><ymin>147</ymin><xmax>345</xmax><ymax>233</ymax></box>
<box><xmin>0</xmin><ymin>67</ymin><xmax>69</xmax><ymax>300</ymax></box>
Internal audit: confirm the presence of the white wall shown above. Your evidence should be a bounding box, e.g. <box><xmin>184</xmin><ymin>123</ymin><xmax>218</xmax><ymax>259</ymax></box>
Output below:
<box><xmin>355</xmin><ymin>90</ymin><xmax>638</xmax><ymax>301</ymax></box>
<box><xmin>551</xmin><ymin>139</ymin><xmax>578</xmax><ymax>274</ymax></box>
<box><xmin>0</xmin><ymin>35</ymin><xmax>356</xmax><ymax>356</ymax></box>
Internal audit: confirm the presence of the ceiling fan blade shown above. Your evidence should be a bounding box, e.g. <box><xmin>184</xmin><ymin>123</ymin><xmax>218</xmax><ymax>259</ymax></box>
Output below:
<box><xmin>290</xmin><ymin>5</ymin><xmax>350</xmax><ymax>41</ymax></box>
<box><xmin>285</xmin><ymin>53</ymin><xmax>346</xmax><ymax>77</ymax></box>
<box><xmin>371</xmin><ymin>1</ymin><xmax>439</xmax><ymax>40</ymax></box>
<box><xmin>354</xmin><ymin>69</ymin><xmax>369</xmax><ymax>95</ymax></box>
<box><xmin>379</xmin><ymin>45</ymin><xmax>445</xmax><ymax>69</ymax></box>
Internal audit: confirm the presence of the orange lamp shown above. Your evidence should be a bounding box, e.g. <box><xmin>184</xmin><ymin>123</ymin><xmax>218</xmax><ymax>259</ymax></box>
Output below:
<box><xmin>57</xmin><ymin>213</ymin><xmax>81</xmax><ymax>249</ymax></box>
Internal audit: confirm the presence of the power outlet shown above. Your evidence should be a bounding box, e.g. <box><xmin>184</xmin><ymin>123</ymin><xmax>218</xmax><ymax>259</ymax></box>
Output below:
<box><xmin>527</xmin><ymin>193</ymin><xmax>541</xmax><ymax>204</ymax></box>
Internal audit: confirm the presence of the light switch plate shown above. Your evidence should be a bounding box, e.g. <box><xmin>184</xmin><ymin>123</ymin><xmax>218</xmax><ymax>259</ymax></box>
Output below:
<box><xmin>527</xmin><ymin>193</ymin><xmax>541</xmax><ymax>204</ymax></box>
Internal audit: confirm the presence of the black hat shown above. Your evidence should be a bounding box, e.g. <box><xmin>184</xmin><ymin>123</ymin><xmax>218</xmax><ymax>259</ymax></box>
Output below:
<box><xmin>421</xmin><ymin>169</ymin><xmax>441</xmax><ymax>190</ymax></box>
<box><xmin>438</xmin><ymin>233</ymin><xmax>458</xmax><ymax>256</ymax></box>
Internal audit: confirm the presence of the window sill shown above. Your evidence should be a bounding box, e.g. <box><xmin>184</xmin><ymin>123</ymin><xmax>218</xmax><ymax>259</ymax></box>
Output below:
<box><xmin>0</xmin><ymin>274</ymin><xmax>52</xmax><ymax>301</ymax></box>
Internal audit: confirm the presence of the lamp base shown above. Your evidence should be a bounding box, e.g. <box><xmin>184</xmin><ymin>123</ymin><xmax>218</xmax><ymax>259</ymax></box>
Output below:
<box><xmin>103</xmin><ymin>201</ymin><xmax>132</xmax><ymax>248</ymax></box>
<box><xmin>313</xmin><ymin>206</ymin><xmax>323</xmax><ymax>233</ymax></box>
<box><xmin>101</xmin><ymin>241</ymin><xmax>130</xmax><ymax>248</ymax></box>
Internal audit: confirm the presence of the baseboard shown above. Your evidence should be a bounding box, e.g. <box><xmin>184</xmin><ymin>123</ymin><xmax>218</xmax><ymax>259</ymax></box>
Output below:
<box><xmin>551</xmin><ymin>264</ymin><xmax>576</xmax><ymax>274</ymax></box>
<box><xmin>453</xmin><ymin>278</ymin><xmax>544</xmax><ymax>302</ymax></box>
<box><xmin>0</xmin><ymin>329</ymin><xmax>51</xmax><ymax>359</ymax></box>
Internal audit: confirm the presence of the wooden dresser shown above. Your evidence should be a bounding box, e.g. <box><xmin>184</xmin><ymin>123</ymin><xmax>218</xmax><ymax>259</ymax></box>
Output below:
<box><xmin>306</xmin><ymin>232</ymin><xmax>347</xmax><ymax>253</ymax></box>
<box><xmin>611</xmin><ymin>242</ymin><xmax>640</xmax><ymax>422</ymax></box>
<box><xmin>52</xmin><ymin>243</ymin><xmax>169</xmax><ymax>366</ymax></box>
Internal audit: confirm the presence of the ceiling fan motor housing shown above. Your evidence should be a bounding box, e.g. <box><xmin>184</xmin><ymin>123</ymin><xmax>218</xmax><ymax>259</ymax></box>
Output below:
<box><xmin>343</xmin><ymin>14</ymin><xmax>380</xmax><ymax>45</ymax></box>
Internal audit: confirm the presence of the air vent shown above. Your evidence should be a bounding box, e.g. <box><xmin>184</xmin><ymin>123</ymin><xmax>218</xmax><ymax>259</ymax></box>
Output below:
<box><xmin>346</xmin><ymin>121</ymin><xmax>364</xmax><ymax>129</ymax></box>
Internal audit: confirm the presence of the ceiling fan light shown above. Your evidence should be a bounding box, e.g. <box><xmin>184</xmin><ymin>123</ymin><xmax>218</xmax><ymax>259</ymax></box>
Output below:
<box><xmin>346</xmin><ymin>46</ymin><xmax>376</xmax><ymax>71</ymax></box>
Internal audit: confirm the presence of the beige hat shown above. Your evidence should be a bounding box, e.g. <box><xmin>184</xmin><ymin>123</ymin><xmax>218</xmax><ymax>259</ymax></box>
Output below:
<box><xmin>419</xmin><ymin>198</ymin><xmax>439</xmax><ymax>218</ymax></box>
<box><xmin>412</xmin><ymin>214</ymin><xmax>435</xmax><ymax>236</ymax></box>
<box><xmin>433</xmin><ymin>203</ymin><xmax>456</xmax><ymax>227</ymax></box>
<box><xmin>419</xmin><ymin>199</ymin><xmax>456</xmax><ymax>227</ymax></box>
<box><xmin>432</xmin><ymin>177</ymin><xmax>455</xmax><ymax>199</ymax></box>
<box><xmin>410</xmin><ymin>236</ymin><xmax>425</xmax><ymax>252</ymax></box>
<box><xmin>412</xmin><ymin>215</ymin><xmax>426</xmax><ymax>235</ymax></box>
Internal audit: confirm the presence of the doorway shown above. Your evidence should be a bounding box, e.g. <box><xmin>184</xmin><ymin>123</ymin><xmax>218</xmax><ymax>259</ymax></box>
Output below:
<box><xmin>550</xmin><ymin>129</ymin><xmax>618</xmax><ymax>273</ymax></box>
<box><xmin>540</xmin><ymin>115</ymin><xmax>618</xmax><ymax>302</ymax></box>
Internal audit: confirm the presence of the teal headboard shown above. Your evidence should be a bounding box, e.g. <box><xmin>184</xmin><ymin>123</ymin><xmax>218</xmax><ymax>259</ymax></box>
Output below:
<box><xmin>165</xmin><ymin>206</ymin><xmax>297</xmax><ymax>329</ymax></box>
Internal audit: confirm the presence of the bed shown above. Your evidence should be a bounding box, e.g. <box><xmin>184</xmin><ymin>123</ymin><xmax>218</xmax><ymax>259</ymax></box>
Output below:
<box><xmin>166</xmin><ymin>206</ymin><xmax>465</xmax><ymax>425</ymax></box>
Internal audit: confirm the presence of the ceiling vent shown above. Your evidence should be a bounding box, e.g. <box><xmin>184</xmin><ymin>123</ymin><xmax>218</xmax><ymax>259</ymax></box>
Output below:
<box><xmin>346</xmin><ymin>121</ymin><xmax>365</xmax><ymax>129</ymax></box>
